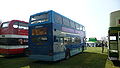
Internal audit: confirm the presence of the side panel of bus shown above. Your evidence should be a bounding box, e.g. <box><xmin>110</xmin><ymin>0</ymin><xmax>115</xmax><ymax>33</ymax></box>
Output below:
<box><xmin>52</xmin><ymin>12</ymin><xmax>86</xmax><ymax>61</ymax></box>
<box><xmin>52</xmin><ymin>23</ymin><xmax>66</xmax><ymax>61</ymax></box>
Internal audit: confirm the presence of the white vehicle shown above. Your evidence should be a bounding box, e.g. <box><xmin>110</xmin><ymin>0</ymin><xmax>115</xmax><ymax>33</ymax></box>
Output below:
<box><xmin>108</xmin><ymin>10</ymin><xmax>120</xmax><ymax>60</ymax></box>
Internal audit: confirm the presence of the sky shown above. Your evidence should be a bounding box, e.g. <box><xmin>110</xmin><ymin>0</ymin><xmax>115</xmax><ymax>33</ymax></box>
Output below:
<box><xmin>0</xmin><ymin>0</ymin><xmax>120</xmax><ymax>40</ymax></box>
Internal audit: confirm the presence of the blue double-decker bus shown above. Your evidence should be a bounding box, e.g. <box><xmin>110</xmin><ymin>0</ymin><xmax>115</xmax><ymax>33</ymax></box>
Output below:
<box><xmin>28</xmin><ymin>10</ymin><xmax>86</xmax><ymax>61</ymax></box>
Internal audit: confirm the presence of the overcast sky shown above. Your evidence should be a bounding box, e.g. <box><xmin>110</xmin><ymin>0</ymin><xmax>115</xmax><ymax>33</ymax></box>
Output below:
<box><xmin>0</xmin><ymin>0</ymin><xmax>120</xmax><ymax>39</ymax></box>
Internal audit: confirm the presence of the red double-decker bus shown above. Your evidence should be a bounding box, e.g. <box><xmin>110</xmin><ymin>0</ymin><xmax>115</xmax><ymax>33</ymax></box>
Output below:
<box><xmin>0</xmin><ymin>20</ymin><xmax>28</xmax><ymax>57</ymax></box>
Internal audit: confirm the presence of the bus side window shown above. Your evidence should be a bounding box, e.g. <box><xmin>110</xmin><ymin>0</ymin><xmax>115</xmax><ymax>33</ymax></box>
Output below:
<box><xmin>60</xmin><ymin>38</ymin><xmax>64</xmax><ymax>45</ymax></box>
<box><xmin>75</xmin><ymin>37</ymin><xmax>81</xmax><ymax>43</ymax></box>
<box><xmin>54</xmin><ymin>36</ymin><xmax>59</xmax><ymax>42</ymax></box>
<box><xmin>59</xmin><ymin>38</ymin><xmax>63</xmax><ymax>42</ymax></box>
<box><xmin>64</xmin><ymin>37</ymin><xmax>68</xmax><ymax>45</ymax></box>
<box><xmin>110</xmin><ymin>36</ymin><xmax>116</xmax><ymax>41</ymax></box>
<box><xmin>64</xmin><ymin>37</ymin><xmax>71</xmax><ymax>44</ymax></box>
<box><xmin>72</xmin><ymin>37</ymin><xmax>75</xmax><ymax>43</ymax></box>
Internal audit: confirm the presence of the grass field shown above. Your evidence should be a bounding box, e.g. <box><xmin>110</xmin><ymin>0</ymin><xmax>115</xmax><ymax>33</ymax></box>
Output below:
<box><xmin>0</xmin><ymin>47</ymin><xmax>120</xmax><ymax>68</ymax></box>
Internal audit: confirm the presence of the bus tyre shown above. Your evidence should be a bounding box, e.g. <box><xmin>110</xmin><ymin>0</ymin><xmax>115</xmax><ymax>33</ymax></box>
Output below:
<box><xmin>65</xmin><ymin>49</ymin><xmax>70</xmax><ymax>59</ymax></box>
<box><xmin>24</xmin><ymin>48</ymin><xmax>30</xmax><ymax>56</ymax></box>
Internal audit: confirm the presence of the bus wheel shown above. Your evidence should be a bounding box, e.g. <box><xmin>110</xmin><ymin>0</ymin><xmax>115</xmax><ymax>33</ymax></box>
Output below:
<box><xmin>24</xmin><ymin>48</ymin><xmax>30</xmax><ymax>56</ymax></box>
<box><xmin>65</xmin><ymin>49</ymin><xmax>70</xmax><ymax>59</ymax></box>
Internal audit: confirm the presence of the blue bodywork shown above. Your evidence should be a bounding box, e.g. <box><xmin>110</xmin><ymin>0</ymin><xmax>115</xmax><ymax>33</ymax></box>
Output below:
<box><xmin>28</xmin><ymin>10</ymin><xmax>86</xmax><ymax>61</ymax></box>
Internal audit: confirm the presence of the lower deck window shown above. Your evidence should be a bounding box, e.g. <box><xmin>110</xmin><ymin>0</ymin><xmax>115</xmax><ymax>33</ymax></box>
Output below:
<box><xmin>54</xmin><ymin>36</ymin><xmax>82</xmax><ymax>45</ymax></box>
<box><xmin>110</xmin><ymin>36</ymin><xmax>116</xmax><ymax>40</ymax></box>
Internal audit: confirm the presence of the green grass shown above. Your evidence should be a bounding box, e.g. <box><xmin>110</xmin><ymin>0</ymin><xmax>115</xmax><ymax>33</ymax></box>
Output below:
<box><xmin>0</xmin><ymin>47</ymin><xmax>119</xmax><ymax>68</ymax></box>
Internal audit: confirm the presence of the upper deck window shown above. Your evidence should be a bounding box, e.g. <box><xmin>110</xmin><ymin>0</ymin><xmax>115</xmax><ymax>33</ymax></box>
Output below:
<box><xmin>80</xmin><ymin>26</ymin><xmax>83</xmax><ymax>30</ymax></box>
<box><xmin>1</xmin><ymin>22</ymin><xmax>9</xmax><ymax>28</ymax></box>
<box><xmin>13</xmin><ymin>22</ymin><xmax>28</xmax><ymax>29</ymax></box>
<box><xmin>70</xmin><ymin>21</ymin><xmax>75</xmax><ymax>28</ymax></box>
<box><xmin>63</xmin><ymin>17</ymin><xmax>70</xmax><ymax>26</ymax></box>
<box><xmin>83</xmin><ymin>26</ymin><xmax>85</xmax><ymax>31</ymax></box>
<box><xmin>76</xmin><ymin>23</ymin><xmax>80</xmax><ymax>30</ymax></box>
<box><xmin>54</xmin><ymin>13</ymin><xmax>62</xmax><ymax>24</ymax></box>
<box><xmin>31</xmin><ymin>13</ymin><xmax>48</xmax><ymax>24</ymax></box>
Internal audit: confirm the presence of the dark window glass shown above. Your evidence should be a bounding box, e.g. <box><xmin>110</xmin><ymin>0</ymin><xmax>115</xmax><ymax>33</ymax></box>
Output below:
<box><xmin>119</xmin><ymin>19</ymin><xmax>120</xmax><ymax>24</ymax></box>
<box><xmin>63</xmin><ymin>37</ymin><xmax>81</xmax><ymax>45</ymax></box>
<box><xmin>75</xmin><ymin>37</ymin><xmax>81</xmax><ymax>43</ymax></box>
<box><xmin>64</xmin><ymin>37</ymin><xmax>71</xmax><ymax>45</ymax></box>
<box><xmin>54</xmin><ymin>36</ymin><xmax>59</xmax><ymax>42</ymax></box>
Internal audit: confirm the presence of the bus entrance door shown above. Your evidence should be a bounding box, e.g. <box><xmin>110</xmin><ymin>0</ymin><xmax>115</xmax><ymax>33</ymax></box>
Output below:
<box><xmin>118</xmin><ymin>31</ymin><xmax>120</xmax><ymax>60</ymax></box>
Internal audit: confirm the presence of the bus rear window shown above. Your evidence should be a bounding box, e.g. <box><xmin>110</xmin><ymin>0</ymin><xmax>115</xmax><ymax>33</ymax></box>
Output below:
<box><xmin>31</xmin><ymin>13</ymin><xmax>48</xmax><ymax>24</ymax></box>
<box><xmin>32</xmin><ymin>27</ymin><xmax>47</xmax><ymax>35</ymax></box>
<box><xmin>1</xmin><ymin>22</ymin><xmax>9</xmax><ymax>28</ymax></box>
